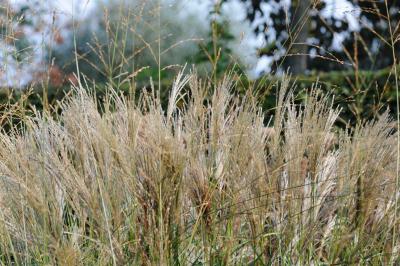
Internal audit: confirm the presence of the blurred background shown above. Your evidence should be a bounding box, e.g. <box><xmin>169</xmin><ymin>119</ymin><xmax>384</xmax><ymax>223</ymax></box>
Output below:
<box><xmin>0</xmin><ymin>0</ymin><xmax>399</xmax><ymax>123</ymax></box>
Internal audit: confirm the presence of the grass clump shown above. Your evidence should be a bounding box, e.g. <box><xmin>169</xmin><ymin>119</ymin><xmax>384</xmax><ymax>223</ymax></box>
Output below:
<box><xmin>0</xmin><ymin>71</ymin><xmax>398</xmax><ymax>265</ymax></box>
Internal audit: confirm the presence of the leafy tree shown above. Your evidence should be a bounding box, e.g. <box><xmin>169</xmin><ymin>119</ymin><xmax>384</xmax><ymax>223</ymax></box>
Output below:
<box><xmin>240</xmin><ymin>0</ymin><xmax>400</xmax><ymax>73</ymax></box>
<box><xmin>345</xmin><ymin>0</ymin><xmax>400</xmax><ymax>70</ymax></box>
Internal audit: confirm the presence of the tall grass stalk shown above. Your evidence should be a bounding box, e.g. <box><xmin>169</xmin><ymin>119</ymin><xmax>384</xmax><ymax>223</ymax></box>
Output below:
<box><xmin>384</xmin><ymin>0</ymin><xmax>400</xmax><ymax>260</ymax></box>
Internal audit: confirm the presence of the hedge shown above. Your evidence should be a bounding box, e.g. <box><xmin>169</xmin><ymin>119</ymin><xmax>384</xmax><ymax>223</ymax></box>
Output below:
<box><xmin>254</xmin><ymin>66</ymin><xmax>399</xmax><ymax>126</ymax></box>
<box><xmin>0</xmin><ymin>66</ymin><xmax>398</xmax><ymax>128</ymax></box>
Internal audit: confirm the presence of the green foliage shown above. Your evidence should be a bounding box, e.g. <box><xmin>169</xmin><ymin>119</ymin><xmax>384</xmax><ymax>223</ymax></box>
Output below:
<box><xmin>246</xmin><ymin>66</ymin><xmax>399</xmax><ymax>127</ymax></box>
<box><xmin>292</xmin><ymin>67</ymin><xmax>399</xmax><ymax>125</ymax></box>
<box><xmin>0</xmin><ymin>65</ymin><xmax>398</xmax><ymax>129</ymax></box>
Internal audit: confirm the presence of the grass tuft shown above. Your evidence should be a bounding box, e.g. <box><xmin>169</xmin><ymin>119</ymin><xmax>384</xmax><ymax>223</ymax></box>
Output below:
<box><xmin>0</xmin><ymin>72</ymin><xmax>398</xmax><ymax>264</ymax></box>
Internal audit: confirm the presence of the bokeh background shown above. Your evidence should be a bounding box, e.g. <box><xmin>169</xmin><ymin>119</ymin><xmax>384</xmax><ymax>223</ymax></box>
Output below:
<box><xmin>0</xmin><ymin>0</ymin><xmax>399</xmax><ymax>124</ymax></box>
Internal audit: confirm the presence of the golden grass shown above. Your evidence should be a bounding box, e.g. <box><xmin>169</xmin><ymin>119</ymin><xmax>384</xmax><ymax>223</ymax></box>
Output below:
<box><xmin>0</xmin><ymin>72</ymin><xmax>398</xmax><ymax>265</ymax></box>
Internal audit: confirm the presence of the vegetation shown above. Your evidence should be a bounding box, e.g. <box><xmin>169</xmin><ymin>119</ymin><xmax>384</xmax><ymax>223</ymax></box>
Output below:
<box><xmin>242</xmin><ymin>0</ymin><xmax>400</xmax><ymax>73</ymax></box>
<box><xmin>257</xmin><ymin>66</ymin><xmax>400</xmax><ymax>126</ymax></box>
<box><xmin>0</xmin><ymin>73</ymin><xmax>398</xmax><ymax>264</ymax></box>
<box><xmin>0</xmin><ymin>0</ymin><xmax>399</xmax><ymax>264</ymax></box>
<box><xmin>1</xmin><ymin>65</ymin><xmax>397</xmax><ymax>127</ymax></box>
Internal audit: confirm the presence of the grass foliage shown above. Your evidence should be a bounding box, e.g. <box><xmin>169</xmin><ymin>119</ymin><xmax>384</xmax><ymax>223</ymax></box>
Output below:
<box><xmin>0</xmin><ymin>72</ymin><xmax>398</xmax><ymax>264</ymax></box>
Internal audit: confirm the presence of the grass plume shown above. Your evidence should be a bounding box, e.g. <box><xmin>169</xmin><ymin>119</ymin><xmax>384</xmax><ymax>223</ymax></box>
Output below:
<box><xmin>0</xmin><ymin>72</ymin><xmax>398</xmax><ymax>264</ymax></box>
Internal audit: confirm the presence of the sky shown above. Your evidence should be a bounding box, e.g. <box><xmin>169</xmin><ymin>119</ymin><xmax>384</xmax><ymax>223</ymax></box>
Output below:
<box><xmin>1</xmin><ymin>0</ymin><xmax>361</xmax><ymax>87</ymax></box>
